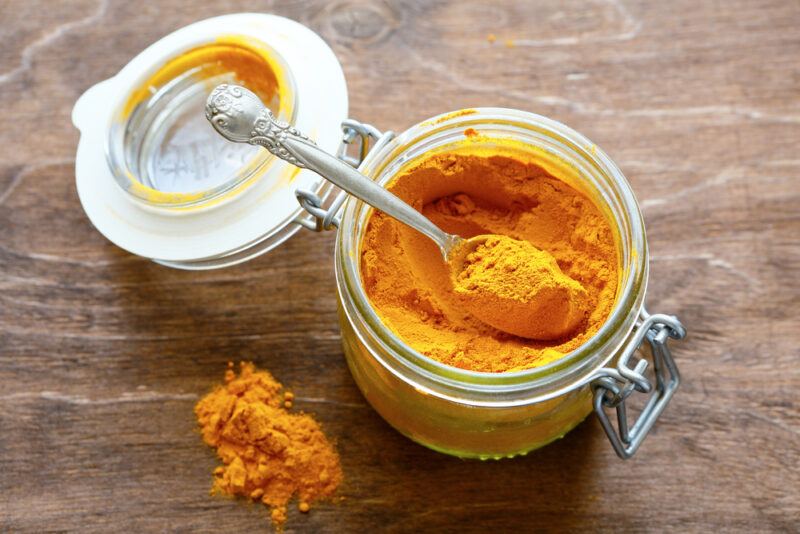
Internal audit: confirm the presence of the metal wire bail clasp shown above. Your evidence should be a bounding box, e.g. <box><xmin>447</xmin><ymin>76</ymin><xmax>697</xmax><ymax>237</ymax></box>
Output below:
<box><xmin>591</xmin><ymin>309</ymin><xmax>686</xmax><ymax>459</ymax></box>
<box><xmin>295</xmin><ymin>119</ymin><xmax>391</xmax><ymax>232</ymax></box>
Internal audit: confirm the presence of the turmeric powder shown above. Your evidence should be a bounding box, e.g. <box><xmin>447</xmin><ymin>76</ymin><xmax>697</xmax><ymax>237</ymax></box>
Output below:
<box><xmin>453</xmin><ymin>235</ymin><xmax>589</xmax><ymax>340</ymax></box>
<box><xmin>360</xmin><ymin>147</ymin><xmax>618</xmax><ymax>373</ymax></box>
<box><xmin>195</xmin><ymin>362</ymin><xmax>342</xmax><ymax>527</ymax></box>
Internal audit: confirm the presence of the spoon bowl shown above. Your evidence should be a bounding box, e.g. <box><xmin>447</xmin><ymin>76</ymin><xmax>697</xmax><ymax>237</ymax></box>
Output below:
<box><xmin>449</xmin><ymin>235</ymin><xmax>589</xmax><ymax>340</ymax></box>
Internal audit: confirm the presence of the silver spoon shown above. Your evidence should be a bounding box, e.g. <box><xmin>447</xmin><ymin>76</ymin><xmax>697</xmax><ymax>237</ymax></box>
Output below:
<box><xmin>204</xmin><ymin>84</ymin><xmax>481</xmax><ymax>266</ymax></box>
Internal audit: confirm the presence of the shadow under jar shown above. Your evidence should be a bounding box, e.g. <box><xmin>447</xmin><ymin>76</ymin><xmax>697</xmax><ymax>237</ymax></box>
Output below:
<box><xmin>334</xmin><ymin>109</ymin><xmax>685</xmax><ymax>460</ymax></box>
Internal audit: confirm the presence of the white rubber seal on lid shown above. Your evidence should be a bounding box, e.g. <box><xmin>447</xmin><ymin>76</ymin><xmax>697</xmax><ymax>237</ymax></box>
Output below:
<box><xmin>72</xmin><ymin>14</ymin><xmax>348</xmax><ymax>266</ymax></box>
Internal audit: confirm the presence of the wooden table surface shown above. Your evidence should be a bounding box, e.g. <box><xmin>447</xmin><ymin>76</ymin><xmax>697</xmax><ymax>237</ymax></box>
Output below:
<box><xmin>1</xmin><ymin>0</ymin><xmax>798</xmax><ymax>531</ymax></box>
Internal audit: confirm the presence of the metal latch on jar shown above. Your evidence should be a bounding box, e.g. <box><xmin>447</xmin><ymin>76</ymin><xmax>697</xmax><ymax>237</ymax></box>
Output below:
<box><xmin>295</xmin><ymin>119</ymin><xmax>395</xmax><ymax>232</ymax></box>
<box><xmin>591</xmin><ymin>310</ymin><xmax>686</xmax><ymax>459</ymax></box>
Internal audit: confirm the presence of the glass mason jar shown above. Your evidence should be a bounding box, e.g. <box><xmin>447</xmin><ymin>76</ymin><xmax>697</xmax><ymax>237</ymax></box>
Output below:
<box><xmin>334</xmin><ymin>109</ymin><xmax>685</xmax><ymax>460</ymax></box>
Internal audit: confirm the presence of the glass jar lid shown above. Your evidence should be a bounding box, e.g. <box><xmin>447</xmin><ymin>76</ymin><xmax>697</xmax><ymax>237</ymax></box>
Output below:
<box><xmin>109</xmin><ymin>36</ymin><xmax>297</xmax><ymax>207</ymax></box>
<box><xmin>73</xmin><ymin>14</ymin><xmax>348</xmax><ymax>266</ymax></box>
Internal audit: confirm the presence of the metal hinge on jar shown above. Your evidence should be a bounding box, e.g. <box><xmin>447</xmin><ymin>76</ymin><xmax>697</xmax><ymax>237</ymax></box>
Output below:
<box><xmin>591</xmin><ymin>309</ymin><xmax>686</xmax><ymax>459</ymax></box>
<box><xmin>295</xmin><ymin>119</ymin><xmax>395</xmax><ymax>231</ymax></box>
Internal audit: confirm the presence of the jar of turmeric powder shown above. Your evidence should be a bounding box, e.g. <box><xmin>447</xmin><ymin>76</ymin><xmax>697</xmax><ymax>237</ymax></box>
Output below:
<box><xmin>334</xmin><ymin>109</ymin><xmax>685</xmax><ymax>459</ymax></box>
<box><xmin>74</xmin><ymin>15</ymin><xmax>684</xmax><ymax>459</ymax></box>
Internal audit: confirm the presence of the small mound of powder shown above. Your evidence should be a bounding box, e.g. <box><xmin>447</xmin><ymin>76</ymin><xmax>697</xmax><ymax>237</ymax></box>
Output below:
<box><xmin>195</xmin><ymin>362</ymin><xmax>342</xmax><ymax>527</ymax></box>
<box><xmin>454</xmin><ymin>235</ymin><xmax>589</xmax><ymax>340</ymax></box>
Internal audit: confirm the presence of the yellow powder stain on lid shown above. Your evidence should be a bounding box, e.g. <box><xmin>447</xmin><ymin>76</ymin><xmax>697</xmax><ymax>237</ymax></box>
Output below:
<box><xmin>487</xmin><ymin>33</ymin><xmax>497</xmax><ymax>44</ymax></box>
<box><xmin>120</xmin><ymin>37</ymin><xmax>283</xmax><ymax>120</ymax></box>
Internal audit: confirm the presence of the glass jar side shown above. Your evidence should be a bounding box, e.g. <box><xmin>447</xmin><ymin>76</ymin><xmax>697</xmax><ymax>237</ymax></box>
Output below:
<box><xmin>339</xmin><ymin>302</ymin><xmax>594</xmax><ymax>459</ymax></box>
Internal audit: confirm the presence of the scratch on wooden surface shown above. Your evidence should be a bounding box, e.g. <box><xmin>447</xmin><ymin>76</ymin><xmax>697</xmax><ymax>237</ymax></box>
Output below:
<box><xmin>0</xmin><ymin>265</ymin><xmax>311</xmax><ymax>289</ymax></box>
<box><xmin>405</xmin><ymin>47</ymin><xmax>800</xmax><ymax>126</ymax></box>
<box><xmin>566</xmin><ymin>72</ymin><xmax>590</xmax><ymax>81</ymax></box>
<box><xmin>0</xmin><ymin>325</ymin><xmax>278</xmax><ymax>342</ymax></box>
<box><xmin>530</xmin><ymin>97</ymin><xmax>800</xmax><ymax>124</ymax></box>
<box><xmin>294</xmin><ymin>396</ymin><xmax>368</xmax><ymax>409</ymax></box>
<box><xmin>743</xmin><ymin>411</ymin><xmax>800</xmax><ymax>438</ymax></box>
<box><xmin>0</xmin><ymin>159</ymin><xmax>73</xmax><ymax>206</ymax></box>
<box><xmin>615</xmin><ymin>105</ymin><xmax>800</xmax><ymax>124</ymax></box>
<box><xmin>618</xmin><ymin>159</ymin><xmax>696</xmax><ymax>173</ymax></box>
<box><xmin>514</xmin><ymin>0</ymin><xmax>642</xmax><ymax>47</ymax></box>
<box><xmin>640</xmin><ymin>166</ymin><xmax>744</xmax><ymax>209</ymax></box>
<box><xmin>765</xmin><ymin>159</ymin><xmax>800</xmax><ymax>167</ymax></box>
<box><xmin>0</xmin><ymin>249</ymin><xmax>140</xmax><ymax>271</ymax></box>
<box><xmin>12</xmin><ymin>250</ymin><xmax>135</xmax><ymax>267</ymax></box>
<box><xmin>0</xmin><ymin>390</ymin><xmax>197</xmax><ymax>406</ymax></box>
<box><xmin>0</xmin><ymin>0</ymin><xmax>108</xmax><ymax>87</ymax></box>
<box><xmin>0</xmin><ymin>273</ymin><xmax>100</xmax><ymax>289</ymax></box>
<box><xmin>617</xmin><ymin>156</ymin><xmax>798</xmax><ymax>213</ymax></box>
<box><xmin>410</xmin><ymin>500</ymin><xmax>519</xmax><ymax>521</ymax></box>
<box><xmin>650</xmin><ymin>252</ymin><xmax>760</xmax><ymax>286</ymax></box>
<box><xmin>0</xmin><ymin>389</ymin><xmax>366</xmax><ymax>410</ymax></box>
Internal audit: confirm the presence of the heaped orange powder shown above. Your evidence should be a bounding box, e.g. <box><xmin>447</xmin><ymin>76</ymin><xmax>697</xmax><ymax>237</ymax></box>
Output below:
<box><xmin>360</xmin><ymin>149</ymin><xmax>619</xmax><ymax>373</ymax></box>
<box><xmin>195</xmin><ymin>363</ymin><xmax>342</xmax><ymax>527</ymax></box>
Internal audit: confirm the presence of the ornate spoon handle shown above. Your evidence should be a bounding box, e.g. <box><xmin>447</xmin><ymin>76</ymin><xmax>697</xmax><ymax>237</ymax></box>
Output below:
<box><xmin>206</xmin><ymin>84</ymin><xmax>459</xmax><ymax>257</ymax></box>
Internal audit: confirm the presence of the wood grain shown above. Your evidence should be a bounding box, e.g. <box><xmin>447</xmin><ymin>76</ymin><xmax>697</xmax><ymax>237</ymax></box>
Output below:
<box><xmin>1</xmin><ymin>0</ymin><xmax>798</xmax><ymax>532</ymax></box>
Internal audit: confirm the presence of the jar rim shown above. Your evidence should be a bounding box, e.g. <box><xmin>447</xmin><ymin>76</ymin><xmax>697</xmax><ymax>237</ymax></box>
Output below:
<box><xmin>335</xmin><ymin>108</ymin><xmax>647</xmax><ymax>397</ymax></box>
